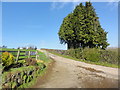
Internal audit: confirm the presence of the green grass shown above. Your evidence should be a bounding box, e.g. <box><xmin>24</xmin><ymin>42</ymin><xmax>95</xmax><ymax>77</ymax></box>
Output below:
<box><xmin>2</xmin><ymin>51</ymin><xmax>53</xmax><ymax>88</ymax></box>
<box><xmin>3</xmin><ymin>65</ymin><xmax>40</xmax><ymax>88</ymax></box>
<box><xmin>2</xmin><ymin>66</ymin><xmax>36</xmax><ymax>84</ymax></box>
<box><xmin>30</xmin><ymin>55</ymin><xmax>36</xmax><ymax>58</ymax></box>
<box><xmin>3</xmin><ymin>66</ymin><xmax>35</xmax><ymax>75</ymax></box>
<box><xmin>2</xmin><ymin>48</ymin><xmax>19</xmax><ymax>51</ymax></box>
<box><xmin>49</xmin><ymin>51</ymin><xmax>120</xmax><ymax>68</ymax></box>
<box><xmin>18</xmin><ymin>56</ymin><xmax>28</xmax><ymax>59</ymax></box>
<box><xmin>19</xmin><ymin>53</ymin><xmax>25</xmax><ymax>55</ymax></box>
<box><xmin>2</xmin><ymin>61</ymin><xmax>53</xmax><ymax>88</ymax></box>
<box><xmin>18</xmin><ymin>65</ymin><xmax>49</xmax><ymax>88</ymax></box>
<box><xmin>1</xmin><ymin>48</ymin><xmax>36</xmax><ymax>51</ymax></box>
<box><xmin>0</xmin><ymin>48</ymin><xmax>37</xmax><ymax>60</ymax></box>
<box><xmin>37</xmin><ymin>51</ymin><xmax>50</xmax><ymax>62</ymax></box>
<box><xmin>18</xmin><ymin>55</ymin><xmax>36</xmax><ymax>59</ymax></box>
<box><xmin>18</xmin><ymin>52</ymin><xmax>53</xmax><ymax>88</ymax></box>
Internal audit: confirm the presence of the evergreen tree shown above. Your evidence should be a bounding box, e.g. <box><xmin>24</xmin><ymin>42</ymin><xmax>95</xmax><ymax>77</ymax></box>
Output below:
<box><xmin>58</xmin><ymin>1</ymin><xmax>109</xmax><ymax>49</ymax></box>
<box><xmin>72</xmin><ymin>3</ymin><xmax>86</xmax><ymax>48</ymax></box>
<box><xmin>84</xmin><ymin>1</ymin><xmax>99</xmax><ymax>48</ymax></box>
<box><xmin>58</xmin><ymin>3</ymin><xmax>86</xmax><ymax>49</ymax></box>
<box><xmin>58</xmin><ymin>13</ymin><xmax>75</xmax><ymax>49</ymax></box>
<box><xmin>85</xmin><ymin>2</ymin><xmax>109</xmax><ymax>49</ymax></box>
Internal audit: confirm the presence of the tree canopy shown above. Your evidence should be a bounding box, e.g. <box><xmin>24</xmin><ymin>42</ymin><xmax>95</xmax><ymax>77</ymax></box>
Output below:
<box><xmin>58</xmin><ymin>2</ymin><xmax>109</xmax><ymax>49</ymax></box>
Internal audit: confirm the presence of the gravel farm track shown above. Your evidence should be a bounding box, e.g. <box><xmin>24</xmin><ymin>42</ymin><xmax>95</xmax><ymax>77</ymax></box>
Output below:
<box><xmin>32</xmin><ymin>49</ymin><xmax>119</xmax><ymax>88</ymax></box>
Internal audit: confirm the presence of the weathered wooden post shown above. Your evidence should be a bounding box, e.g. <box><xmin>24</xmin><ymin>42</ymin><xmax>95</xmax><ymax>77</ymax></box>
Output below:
<box><xmin>36</xmin><ymin>51</ymin><xmax>38</xmax><ymax>60</ymax></box>
<box><xmin>28</xmin><ymin>51</ymin><xmax>31</xmax><ymax>58</ymax></box>
<box><xmin>16</xmin><ymin>50</ymin><xmax>20</xmax><ymax>62</ymax></box>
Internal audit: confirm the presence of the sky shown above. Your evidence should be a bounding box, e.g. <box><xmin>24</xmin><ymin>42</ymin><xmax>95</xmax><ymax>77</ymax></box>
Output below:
<box><xmin>1</xmin><ymin>2</ymin><xmax>118</xmax><ymax>50</ymax></box>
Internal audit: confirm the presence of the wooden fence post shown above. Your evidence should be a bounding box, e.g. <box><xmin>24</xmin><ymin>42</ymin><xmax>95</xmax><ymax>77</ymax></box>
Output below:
<box><xmin>16</xmin><ymin>50</ymin><xmax>20</xmax><ymax>62</ymax></box>
<box><xmin>36</xmin><ymin>51</ymin><xmax>38</xmax><ymax>60</ymax></box>
<box><xmin>28</xmin><ymin>51</ymin><xmax>31</xmax><ymax>58</ymax></box>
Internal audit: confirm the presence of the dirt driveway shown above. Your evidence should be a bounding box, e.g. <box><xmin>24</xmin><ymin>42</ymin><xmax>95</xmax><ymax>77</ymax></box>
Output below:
<box><xmin>33</xmin><ymin>50</ymin><xmax>119</xmax><ymax>88</ymax></box>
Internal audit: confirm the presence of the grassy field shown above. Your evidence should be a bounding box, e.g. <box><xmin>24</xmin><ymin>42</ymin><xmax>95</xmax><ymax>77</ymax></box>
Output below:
<box><xmin>1</xmin><ymin>48</ymin><xmax>36</xmax><ymax>51</ymax></box>
<box><xmin>0</xmin><ymin>48</ymin><xmax>36</xmax><ymax>60</ymax></box>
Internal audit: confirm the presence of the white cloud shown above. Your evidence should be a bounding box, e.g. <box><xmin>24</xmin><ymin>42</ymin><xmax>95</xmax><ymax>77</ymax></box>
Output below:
<box><xmin>51</xmin><ymin>2</ymin><xmax>68</xmax><ymax>10</ymax></box>
<box><xmin>108</xmin><ymin>0</ymin><xmax>119</xmax><ymax>2</ymax></box>
<box><xmin>107</xmin><ymin>1</ymin><xmax>118</xmax><ymax>11</ymax></box>
<box><xmin>50</xmin><ymin>0</ymin><xmax>119</xmax><ymax>10</ymax></box>
<box><xmin>50</xmin><ymin>0</ymin><xmax>82</xmax><ymax>10</ymax></box>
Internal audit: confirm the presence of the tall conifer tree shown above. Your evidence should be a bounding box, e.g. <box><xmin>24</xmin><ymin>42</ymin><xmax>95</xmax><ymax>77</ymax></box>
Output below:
<box><xmin>58</xmin><ymin>1</ymin><xmax>109</xmax><ymax>49</ymax></box>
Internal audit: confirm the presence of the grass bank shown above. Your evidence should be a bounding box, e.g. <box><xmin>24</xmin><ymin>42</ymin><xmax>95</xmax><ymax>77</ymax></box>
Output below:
<box><xmin>49</xmin><ymin>51</ymin><xmax>119</xmax><ymax>68</ymax></box>
<box><xmin>18</xmin><ymin>60</ymin><xmax>53</xmax><ymax>88</ymax></box>
<box><xmin>2</xmin><ymin>51</ymin><xmax>54</xmax><ymax>88</ymax></box>
<box><xmin>18</xmin><ymin>51</ymin><xmax>54</xmax><ymax>88</ymax></box>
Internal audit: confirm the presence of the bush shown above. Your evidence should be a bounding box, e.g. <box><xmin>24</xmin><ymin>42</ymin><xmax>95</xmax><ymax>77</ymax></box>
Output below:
<box><xmin>25</xmin><ymin>58</ymin><xmax>37</xmax><ymax>66</ymax></box>
<box><xmin>82</xmin><ymin>48</ymin><xmax>100</xmax><ymax>62</ymax></box>
<box><xmin>47</xmin><ymin>48</ymin><xmax>119</xmax><ymax>66</ymax></box>
<box><xmin>100</xmin><ymin>50</ymin><xmax>118</xmax><ymax>64</ymax></box>
<box><xmin>64</xmin><ymin>49</ymin><xmax>75</xmax><ymax>57</ymax></box>
<box><xmin>64</xmin><ymin>48</ymin><xmax>83</xmax><ymax>59</ymax></box>
<box><xmin>2</xmin><ymin>52</ymin><xmax>15</xmax><ymax>68</ymax></box>
<box><xmin>73</xmin><ymin>48</ymin><xmax>83</xmax><ymax>59</ymax></box>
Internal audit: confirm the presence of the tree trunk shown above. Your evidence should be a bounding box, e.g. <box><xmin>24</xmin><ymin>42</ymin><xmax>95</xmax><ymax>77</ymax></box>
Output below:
<box><xmin>68</xmin><ymin>41</ymin><xmax>80</xmax><ymax>49</ymax></box>
<box><xmin>75</xmin><ymin>42</ymin><xmax>80</xmax><ymax>49</ymax></box>
<box><xmin>67</xmin><ymin>42</ymin><xmax>71</xmax><ymax>49</ymax></box>
<box><xmin>67</xmin><ymin>42</ymin><xmax>74</xmax><ymax>49</ymax></box>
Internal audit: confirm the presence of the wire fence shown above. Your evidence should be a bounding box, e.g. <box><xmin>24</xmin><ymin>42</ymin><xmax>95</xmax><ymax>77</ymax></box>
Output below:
<box><xmin>0</xmin><ymin>49</ymin><xmax>38</xmax><ymax>62</ymax></box>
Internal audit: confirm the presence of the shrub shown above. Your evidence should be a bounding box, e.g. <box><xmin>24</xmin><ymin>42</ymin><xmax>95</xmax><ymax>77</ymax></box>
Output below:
<box><xmin>100</xmin><ymin>50</ymin><xmax>118</xmax><ymax>64</ymax></box>
<box><xmin>2</xmin><ymin>52</ymin><xmax>15</xmax><ymax>68</ymax></box>
<box><xmin>82</xmin><ymin>48</ymin><xmax>100</xmax><ymax>62</ymax></box>
<box><xmin>46</xmin><ymin>48</ymin><xmax>119</xmax><ymax>65</ymax></box>
<box><xmin>64</xmin><ymin>48</ymin><xmax>83</xmax><ymax>59</ymax></box>
<box><xmin>74</xmin><ymin>48</ymin><xmax>83</xmax><ymax>59</ymax></box>
<box><xmin>64</xmin><ymin>49</ymin><xmax>75</xmax><ymax>57</ymax></box>
<box><xmin>25</xmin><ymin>58</ymin><xmax>37</xmax><ymax>66</ymax></box>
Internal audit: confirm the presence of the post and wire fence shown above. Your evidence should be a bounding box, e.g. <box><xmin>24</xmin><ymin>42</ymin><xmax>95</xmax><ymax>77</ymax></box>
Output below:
<box><xmin>0</xmin><ymin>49</ymin><xmax>39</xmax><ymax>62</ymax></box>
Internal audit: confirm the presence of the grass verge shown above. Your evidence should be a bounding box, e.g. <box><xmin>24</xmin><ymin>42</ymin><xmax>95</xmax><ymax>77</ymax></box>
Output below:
<box><xmin>18</xmin><ymin>51</ymin><xmax>53</xmax><ymax>88</ymax></box>
<box><xmin>2</xmin><ymin>51</ymin><xmax>54</xmax><ymax>88</ymax></box>
<box><xmin>18</xmin><ymin>59</ymin><xmax>53</xmax><ymax>88</ymax></box>
<box><xmin>49</xmin><ymin>51</ymin><xmax>120</xmax><ymax>68</ymax></box>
